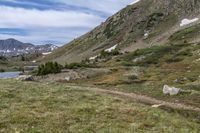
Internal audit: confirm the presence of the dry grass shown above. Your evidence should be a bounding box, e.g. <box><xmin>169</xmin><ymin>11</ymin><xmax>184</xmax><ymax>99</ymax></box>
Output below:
<box><xmin>0</xmin><ymin>79</ymin><xmax>200</xmax><ymax>133</ymax></box>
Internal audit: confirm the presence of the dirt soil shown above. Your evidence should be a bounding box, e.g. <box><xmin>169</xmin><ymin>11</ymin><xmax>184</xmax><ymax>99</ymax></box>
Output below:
<box><xmin>66</xmin><ymin>84</ymin><xmax>200</xmax><ymax>112</ymax></box>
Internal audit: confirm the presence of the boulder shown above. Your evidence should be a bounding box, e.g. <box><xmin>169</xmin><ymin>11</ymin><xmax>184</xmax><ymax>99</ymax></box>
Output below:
<box><xmin>65</xmin><ymin>76</ymin><xmax>71</xmax><ymax>81</ymax></box>
<box><xmin>17</xmin><ymin>75</ymin><xmax>34</xmax><ymax>81</ymax></box>
<box><xmin>151</xmin><ymin>104</ymin><xmax>163</xmax><ymax>108</ymax></box>
<box><xmin>163</xmin><ymin>85</ymin><xmax>180</xmax><ymax>95</ymax></box>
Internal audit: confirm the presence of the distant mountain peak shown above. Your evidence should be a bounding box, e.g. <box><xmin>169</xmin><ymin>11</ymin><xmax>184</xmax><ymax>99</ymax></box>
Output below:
<box><xmin>0</xmin><ymin>38</ymin><xmax>58</xmax><ymax>56</ymax></box>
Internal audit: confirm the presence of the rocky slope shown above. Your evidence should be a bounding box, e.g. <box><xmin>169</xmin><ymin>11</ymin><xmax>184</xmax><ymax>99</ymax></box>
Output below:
<box><xmin>0</xmin><ymin>38</ymin><xmax>58</xmax><ymax>56</ymax></box>
<box><xmin>42</xmin><ymin>0</ymin><xmax>200</xmax><ymax>64</ymax></box>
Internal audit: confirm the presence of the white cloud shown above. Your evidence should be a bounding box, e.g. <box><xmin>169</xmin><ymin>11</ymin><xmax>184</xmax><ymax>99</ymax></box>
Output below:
<box><xmin>52</xmin><ymin>0</ymin><xmax>134</xmax><ymax>14</ymax></box>
<box><xmin>0</xmin><ymin>0</ymin><xmax>137</xmax><ymax>45</ymax></box>
<box><xmin>0</xmin><ymin>27</ymin><xmax>88</xmax><ymax>45</ymax></box>
<box><xmin>0</xmin><ymin>6</ymin><xmax>104</xmax><ymax>28</ymax></box>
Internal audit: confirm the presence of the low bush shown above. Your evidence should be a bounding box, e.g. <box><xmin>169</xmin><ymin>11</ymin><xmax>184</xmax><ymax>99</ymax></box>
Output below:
<box><xmin>165</xmin><ymin>57</ymin><xmax>183</xmax><ymax>63</ymax></box>
<box><xmin>65</xmin><ymin>60</ymin><xmax>96</xmax><ymax>69</ymax></box>
<box><xmin>176</xmin><ymin>49</ymin><xmax>193</xmax><ymax>56</ymax></box>
<box><xmin>122</xmin><ymin>44</ymin><xmax>188</xmax><ymax>66</ymax></box>
<box><xmin>0</xmin><ymin>56</ymin><xmax>7</xmax><ymax>61</ymax></box>
<box><xmin>128</xmin><ymin>75</ymin><xmax>138</xmax><ymax>80</ymax></box>
<box><xmin>99</xmin><ymin>49</ymin><xmax>120</xmax><ymax>59</ymax></box>
<box><xmin>0</xmin><ymin>69</ymin><xmax>5</xmax><ymax>72</ymax></box>
<box><xmin>37</xmin><ymin>62</ymin><xmax>62</xmax><ymax>75</ymax></box>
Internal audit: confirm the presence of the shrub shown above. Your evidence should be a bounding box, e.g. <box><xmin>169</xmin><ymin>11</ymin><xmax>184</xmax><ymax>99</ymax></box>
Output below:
<box><xmin>0</xmin><ymin>69</ymin><xmax>5</xmax><ymax>72</ymax></box>
<box><xmin>18</xmin><ymin>67</ymin><xmax>25</xmax><ymax>72</ymax></box>
<box><xmin>176</xmin><ymin>49</ymin><xmax>192</xmax><ymax>56</ymax></box>
<box><xmin>65</xmin><ymin>60</ymin><xmax>96</xmax><ymax>69</ymax></box>
<box><xmin>99</xmin><ymin>49</ymin><xmax>120</xmax><ymax>59</ymax></box>
<box><xmin>37</xmin><ymin>62</ymin><xmax>62</xmax><ymax>75</ymax></box>
<box><xmin>128</xmin><ymin>75</ymin><xmax>138</xmax><ymax>80</ymax></box>
<box><xmin>122</xmin><ymin>44</ymin><xmax>186</xmax><ymax>66</ymax></box>
<box><xmin>0</xmin><ymin>56</ymin><xmax>7</xmax><ymax>61</ymax></box>
<box><xmin>165</xmin><ymin>57</ymin><xmax>183</xmax><ymax>63</ymax></box>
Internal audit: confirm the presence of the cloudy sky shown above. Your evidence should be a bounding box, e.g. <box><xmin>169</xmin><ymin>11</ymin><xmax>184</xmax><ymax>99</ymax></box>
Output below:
<box><xmin>0</xmin><ymin>0</ymin><xmax>135</xmax><ymax>45</ymax></box>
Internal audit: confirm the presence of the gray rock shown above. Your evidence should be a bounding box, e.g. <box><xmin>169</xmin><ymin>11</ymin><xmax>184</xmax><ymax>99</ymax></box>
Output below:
<box><xmin>65</xmin><ymin>76</ymin><xmax>71</xmax><ymax>81</ymax></box>
<box><xmin>17</xmin><ymin>75</ymin><xmax>34</xmax><ymax>81</ymax></box>
<box><xmin>163</xmin><ymin>85</ymin><xmax>180</xmax><ymax>95</ymax></box>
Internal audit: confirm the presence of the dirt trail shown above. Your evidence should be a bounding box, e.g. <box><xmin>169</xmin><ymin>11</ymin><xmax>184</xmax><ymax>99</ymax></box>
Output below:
<box><xmin>67</xmin><ymin>85</ymin><xmax>200</xmax><ymax>112</ymax></box>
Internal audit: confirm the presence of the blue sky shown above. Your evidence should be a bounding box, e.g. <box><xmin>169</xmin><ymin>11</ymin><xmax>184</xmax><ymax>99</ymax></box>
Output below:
<box><xmin>0</xmin><ymin>0</ymin><xmax>136</xmax><ymax>45</ymax></box>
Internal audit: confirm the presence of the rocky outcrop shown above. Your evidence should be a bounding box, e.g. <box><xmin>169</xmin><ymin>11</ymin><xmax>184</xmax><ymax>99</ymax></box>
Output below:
<box><xmin>42</xmin><ymin>0</ymin><xmax>200</xmax><ymax>64</ymax></box>
<box><xmin>17</xmin><ymin>75</ymin><xmax>34</xmax><ymax>81</ymax></box>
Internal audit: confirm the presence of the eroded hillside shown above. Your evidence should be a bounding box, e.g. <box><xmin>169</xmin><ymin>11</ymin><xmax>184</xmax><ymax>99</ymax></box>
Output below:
<box><xmin>42</xmin><ymin>0</ymin><xmax>200</xmax><ymax>64</ymax></box>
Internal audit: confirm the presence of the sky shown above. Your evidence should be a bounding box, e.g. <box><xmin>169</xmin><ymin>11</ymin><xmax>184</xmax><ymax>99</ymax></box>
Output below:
<box><xmin>0</xmin><ymin>0</ymin><xmax>135</xmax><ymax>45</ymax></box>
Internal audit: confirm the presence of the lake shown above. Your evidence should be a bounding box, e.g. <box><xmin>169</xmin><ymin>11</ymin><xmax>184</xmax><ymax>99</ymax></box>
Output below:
<box><xmin>0</xmin><ymin>71</ymin><xmax>21</xmax><ymax>78</ymax></box>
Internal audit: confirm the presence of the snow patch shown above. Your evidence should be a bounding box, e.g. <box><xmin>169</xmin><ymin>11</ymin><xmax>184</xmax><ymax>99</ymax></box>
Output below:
<box><xmin>129</xmin><ymin>0</ymin><xmax>140</xmax><ymax>5</ymax></box>
<box><xmin>42</xmin><ymin>52</ymin><xmax>52</xmax><ymax>55</ymax></box>
<box><xmin>50</xmin><ymin>45</ymin><xmax>58</xmax><ymax>51</ymax></box>
<box><xmin>144</xmin><ymin>33</ymin><xmax>149</xmax><ymax>37</ymax></box>
<box><xmin>89</xmin><ymin>55</ymin><xmax>98</xmax><ymax>60</ymax></box>
<box><xmin>152</xmin><ymin>104</ymin><xmax>163</xmax><ymax>108</ymax></box>
<box><xmin>105</xmin><ymin>44</ymin><xmax>118</xmax><ymax>52</ymax></box>
<box><xmin>180</xmin><ymin>18</ymin><xmax>199</xmax><ymax>27</ymax></box>
<box><xmin>6</xmin><ymin>50</ymin><xmax>11</xmax><ymax>53</ymax></box>
<box><xmin>144</xmin><ymin>31</ymin><xmax>149</xmax><ymax>39</ymax></box>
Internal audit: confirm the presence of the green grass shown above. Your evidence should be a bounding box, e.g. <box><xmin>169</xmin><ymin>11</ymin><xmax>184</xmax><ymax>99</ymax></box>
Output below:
<box><xmin>84</xmin><ymin>40</ymin><xmax>200</xmax><ymax>113</ymax></box>
<box><xmin>121</xmin><ymin>43</ymin><xmax>191</xmax><ymax>67</ymax></box>
<box><xmin>170</xmin><ymin>23</ymin><xmax>200</xmax><ymax>42</ymax></box>
<box><xmin>0</xmin><ymin>79</ymin><xmax>200</xmax><ymax>133</ymax></box>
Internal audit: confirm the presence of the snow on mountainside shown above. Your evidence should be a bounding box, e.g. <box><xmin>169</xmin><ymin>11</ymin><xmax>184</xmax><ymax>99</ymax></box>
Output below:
<box><xmin>180</xmin><ymin>18</ymin><xmax>199</xmax><ymax>27</ymax></box>
<box><xmin>129</xmin><ymin>0</ymin><xmax>140</xmax><ymax>5</ymax></box>
<box><xmin>0</xmin><ymin>38</ymin><xmax>58</xmax><ymax>56</ymax></box>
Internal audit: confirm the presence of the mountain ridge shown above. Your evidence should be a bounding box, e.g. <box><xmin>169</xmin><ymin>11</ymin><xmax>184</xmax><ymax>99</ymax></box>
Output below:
<box><xmin>42</xmin><ymin>0</ymin><xmax>200</xmax><ymax>64</ymax></box>
<box><xmin>0</xmin><ymin>38</ymin><xmax>58</xmax><ymax>56</ymax></box>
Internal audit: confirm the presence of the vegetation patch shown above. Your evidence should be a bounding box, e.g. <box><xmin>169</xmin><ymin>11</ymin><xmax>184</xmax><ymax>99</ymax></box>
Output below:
<box><xmin>37</xmin><ymin>62</ymin><xmax>62</xmax><ymax>75</ymax></box>
<box><xmin>146</xmin><ymin>13</ymin><xmax>164</xmax><ymax>30</ymax></box>
<box><xmin>170</xmin><ymin>23</ymin><xmax>200</xmax><ymax>42</ymax></box>
<box><xmin>121</xmin><ymin>44</ymin><xmax>188</xmax><ymax>66</ymax></box>
<box><xmin>99</xmin><ymin>49</ymin><xmax>120</xmax><ymax>58</ymax></box>
<box><xmin>65</xmin><ymin>59</ymin><xmax>96</xmax><ymax>69</ymax></box>
<box><xmin>0</xmin><ymin>79</ymin><xmax>200</xmax><ymax>132</ymax></box>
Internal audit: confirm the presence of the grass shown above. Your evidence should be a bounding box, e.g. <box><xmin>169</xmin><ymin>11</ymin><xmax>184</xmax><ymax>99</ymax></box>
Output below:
<box><xmin>0</xmin><ymin>79</ymin><xmax>200</xmax><ymax>132</ymax></box>
<box><xmin>169</xmin><ymin>23</ymin><xmax>200</xmax><ymax>42</ymax></box>
<box><xmin>121</xmin><ymin>43</ymin><xmax>191</xmax><ymax>67</ymax></box>
<box><xmin>74</xmin><ymin>40</ymin><xmax>200</xmax><ymax>113</ymax></box>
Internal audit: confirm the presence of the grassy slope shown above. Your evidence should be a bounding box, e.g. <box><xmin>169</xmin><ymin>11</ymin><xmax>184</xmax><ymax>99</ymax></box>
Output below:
<box><xmin>0</xmin><ymin>79</ymin><xmax>200</xmax><ymax>133</ymax></box>
<box><xmin>41</xmin><ymin>0</ymin><xmax>192</xmax><ymax>64</ymax></box>
<box><xmin>41</xmin><ymin>0</ymin><xmax>200</xmax><ymax>64</ymax></box>
<box><xmin>70</xmin><ymin>24</ymin><xmax>200</xmax><ymax>114</ymax></box>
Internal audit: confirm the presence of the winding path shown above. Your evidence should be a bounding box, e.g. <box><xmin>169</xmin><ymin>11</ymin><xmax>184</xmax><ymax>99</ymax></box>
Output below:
<box><xmin>67</xmin><ymin>85</ymin><xmax>200</xmax><ymax>112</ymax></box>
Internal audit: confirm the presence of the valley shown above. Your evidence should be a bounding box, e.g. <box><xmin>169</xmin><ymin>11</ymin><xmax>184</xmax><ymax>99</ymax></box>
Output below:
<box><xmin>1</xmin><ymin>0</ymin><xmax>200</xmax><ymax>132</ymax></box>
<box><xmin>0</xmin><ymin>79</ymin><xmax>200</xmax><ymax>133</ymax></box>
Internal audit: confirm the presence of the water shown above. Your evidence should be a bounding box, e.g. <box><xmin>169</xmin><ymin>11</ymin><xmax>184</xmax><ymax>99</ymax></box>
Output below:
<box><xmin>0</xmin><ymin>71</ymin><xmax>21</xmax><ymax>78</ymax></box>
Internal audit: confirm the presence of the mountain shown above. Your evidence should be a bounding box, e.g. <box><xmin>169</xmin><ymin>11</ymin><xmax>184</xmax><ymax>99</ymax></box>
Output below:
<box><xmin>0</xmin><ymin>38</ymin><xmax>58</xmax><ymax>56</ymax></box>
<box><xmin>42</xmin><ymin>0</ymin><xmax>200</xmax><ymax>64</ymax></box>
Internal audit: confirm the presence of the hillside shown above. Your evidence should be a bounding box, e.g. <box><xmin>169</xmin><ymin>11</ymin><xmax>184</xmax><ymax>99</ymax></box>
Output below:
<box><xmin>43</xmin><ymin>0</ymin><xmax>200</xmax><ymax>64</ymax></box>
<box><xmin>44</xmin><ymin>21</ymin><xmax>199</xmax><ymax>124</ymax></box>
<box><xmin>34</xmin><ymin>0</ymin><xmax>200</xmax><ymax>125</ymax></box>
